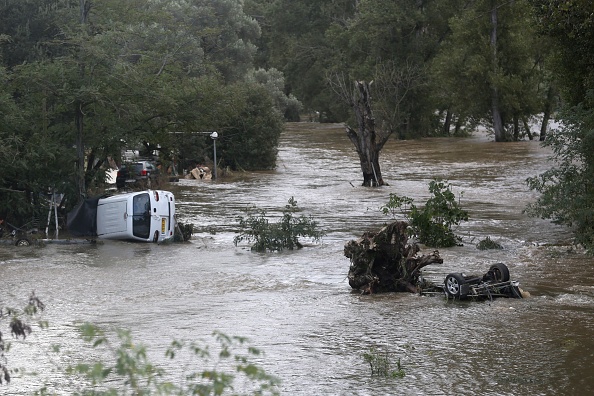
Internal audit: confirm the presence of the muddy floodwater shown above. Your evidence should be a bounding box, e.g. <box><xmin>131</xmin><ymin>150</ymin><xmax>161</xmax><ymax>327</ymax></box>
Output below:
<box><xmin>2</xmin><ymin>123</ymin><xmax>594</xmax><ymax>395</ymax></box>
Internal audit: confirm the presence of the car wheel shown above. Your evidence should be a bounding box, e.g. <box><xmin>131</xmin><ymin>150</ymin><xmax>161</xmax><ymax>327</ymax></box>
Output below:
<box><xmin>489</xmin><ymin>263</ymin><xmax>510</xmax><ymax>282</ymax></box>
<box><xmin>445</xmin><ymin>273</ymin><xmax>466</xmax><ymax>298</ymax></box>
<box><xmin>15</xmin><ymin>238</ymin><xmax>31</xmax><ymax>247</ymax></box>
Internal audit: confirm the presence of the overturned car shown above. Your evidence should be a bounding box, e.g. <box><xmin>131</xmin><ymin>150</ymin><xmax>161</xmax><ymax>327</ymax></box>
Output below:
<box><xmin>421</xmin><ymin>263</ymin><xmax>524</xmax><ymax>300</ymax></box>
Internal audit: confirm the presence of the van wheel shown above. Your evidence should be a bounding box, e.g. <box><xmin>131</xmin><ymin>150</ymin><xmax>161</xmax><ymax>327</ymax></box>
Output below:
<box><xmin>15</xmin><ymin>238</ymin><xmax>31</xmax><ymax>246</ymax></box>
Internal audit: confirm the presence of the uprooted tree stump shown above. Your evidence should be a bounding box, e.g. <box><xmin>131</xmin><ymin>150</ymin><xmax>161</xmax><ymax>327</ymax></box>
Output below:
<box><xmin>344</xmin><ymin>220</ymin><xmax>443</xmax><ymax>294</ymax></box>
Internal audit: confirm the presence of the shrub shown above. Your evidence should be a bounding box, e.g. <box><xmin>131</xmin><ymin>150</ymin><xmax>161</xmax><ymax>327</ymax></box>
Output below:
<box><xmin>476</xmin><ymin>236</ymin><xmax>503</xmax><ymax>250</ymax></box>
<box><xmin>381</xmin><ymin>179</ymin><xmax>468</xmax><ymax>247</ymax></box>
<box><xmin>362</xmin><ymin>347</ymin><xmax>405</xmax><ymax>378</ymax></box>
<box><xmin>234</xmin><ymin>197</ymin><xmax>325</xmax><ymax>252</ymax></box>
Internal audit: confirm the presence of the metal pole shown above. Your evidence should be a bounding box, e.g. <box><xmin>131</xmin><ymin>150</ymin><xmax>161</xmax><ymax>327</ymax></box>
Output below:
<box><xmin>210</xmin><ymin>131</ymin><xmax>218</xmax><ymax>180</ymax></box>
<box><xmin>213</xmin><ymin>139</ymin><xmax>217</xmax><ymax>180</ymax></box>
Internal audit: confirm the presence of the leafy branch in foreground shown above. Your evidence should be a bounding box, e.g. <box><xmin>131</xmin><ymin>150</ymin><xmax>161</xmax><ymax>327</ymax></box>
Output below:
<box><xmin>234</xmin><ymin>197</ymin><xmax>325</xmax><ymax>252</ymax></box>
<box><xmin>60</xmin><ymin>325</ymin><xmax>280</xmax><ymax>395</ymax></box>
<box><xmin>1</xmin><ymin>292</ymin><xmax>46</xmax><ymax>385</ymax></box>
<box><xmin>380</xmin><ymin>179</ymin><xmax>468</xmax><ymax>247</ymax></box>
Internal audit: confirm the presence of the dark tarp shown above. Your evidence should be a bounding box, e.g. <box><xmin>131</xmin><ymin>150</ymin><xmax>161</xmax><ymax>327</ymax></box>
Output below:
<box><xmin>66</xmin><ymin>196</ymin><xmax>105</xmax><ymax>237</ymax></box>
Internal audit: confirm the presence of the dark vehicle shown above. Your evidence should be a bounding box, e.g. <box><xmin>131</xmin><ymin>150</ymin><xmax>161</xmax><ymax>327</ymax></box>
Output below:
<box><xmin>442</xmin><ymin>263</ymin><xmax>523</xmax><ymax>299</ymax></box>
<box><xmin>419</xmin><ymin>263</ymin><xmax>524</xmax><ymax>300</ymax></box>
<box><xmin>0</xmin><ymin>219</ymin><xmax>39</xmax><ymax>246</ymax></box>
<box><xmin>116</xmin><ymin>161</ymin><xmax>159</xmax><ymax>190</ymax></box>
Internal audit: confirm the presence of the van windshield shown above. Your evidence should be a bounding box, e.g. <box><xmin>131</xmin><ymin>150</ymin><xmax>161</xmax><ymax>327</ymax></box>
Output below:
<box><xmin>132</xmin><ymin>193</ymin><xmax>151</xmax><ymax>239</ymax></box>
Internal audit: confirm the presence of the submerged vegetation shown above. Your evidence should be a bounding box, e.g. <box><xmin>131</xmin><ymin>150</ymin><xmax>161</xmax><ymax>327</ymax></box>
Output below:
<box><xmin>381</xmin><ymin>179</ymin><xmax>468</xmax><ymax>248</ymax></box>
<box><xmin>476</xmin><ymin>236</ymin><xmax>504</xmax><ymax>250</ymax></box>
<box><xmin>234</xmin><ymin>197</ymin><xmax>325</xmax><ymax>252</ymax></box>
<box><xmin>362</xmin><ymin>347</ymin><xmax>406</xmax><ymax>378</ymax></box>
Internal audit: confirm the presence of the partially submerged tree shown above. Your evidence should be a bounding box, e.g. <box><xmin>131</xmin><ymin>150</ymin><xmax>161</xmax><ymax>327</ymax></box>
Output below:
<box><xmin>431</xmin><ymin>0</ymin><xmax>547</xmax><ymax>141</ymax></box>
<box><xmin>381</xmin><ymin>179</ymin><xmax>469</xmax><ymax>248</ymax></box>
<box><xmin>234</xmin><ymin>197</ymin><xmax>325</xmax><ymax>252</ymax></box>
<box><xmin>342</xmin><ymin>80</ymin><xmax>390</xmax><ymax>187</ymax></box>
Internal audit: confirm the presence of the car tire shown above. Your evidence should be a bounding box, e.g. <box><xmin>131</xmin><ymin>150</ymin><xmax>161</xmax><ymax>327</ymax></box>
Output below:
<box><xmin>15</xmin><ymin>238</ymin><xmax>31</xmax><ymax>247</ymax></box>
<box><xmin>489</xmin><ymin>263</ymin><xmax>510</xmax><ymax>282</ymax></box>
<box><xmin>445</xmin><ymin>273</ymin><xmax>467</xmax><ymax>298</ymax></box>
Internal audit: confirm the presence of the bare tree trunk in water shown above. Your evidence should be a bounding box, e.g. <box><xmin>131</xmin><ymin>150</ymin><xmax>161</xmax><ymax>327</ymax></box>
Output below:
<box><xmin>522</xmin><ymin>117</ymin><xmax>534</xmax><ymax>140</ymax></box>
<box><xmin>513</xmin><ymin>116</ymin><xmax>519</xmax><ymax>141</ymax></box>
<box><xmin>443</xmin><ymin>109</ymin><xmax>453</xmax><ymax>136</ymax></box>
<box><xmin>454</xmin><ymin>117</ymin><xmax>463</xmax><ymax>135</ymax></box>
<box><xmin>540</xmin><ymin>86</ymin><xmax>556</xmax><ymax>141</ymax></box>
<box><xmin>345</xmin><ymin>81</ymin><xmax>390</xmax><ymax>187</ymax></box>
<box><xmin>490</xmin><ymin>1</ymin><xmax>507</xmax><ymax>142</ymax></box>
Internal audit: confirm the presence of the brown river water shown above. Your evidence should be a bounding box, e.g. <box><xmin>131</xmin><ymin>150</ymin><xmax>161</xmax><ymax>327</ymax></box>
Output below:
<box><xmin>2</xmin><ymin>122</ymin><xmax>594</xmax><ymax>395</ymax></box>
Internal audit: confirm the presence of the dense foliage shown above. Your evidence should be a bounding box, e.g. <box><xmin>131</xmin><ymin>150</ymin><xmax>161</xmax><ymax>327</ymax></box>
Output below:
<box><xmin>525</xmin><ymin>0</ymin><xmax>594</xmax><ymax>252</ymax></box>
<box><xmin>2</xmin><ymin>0</ymin><xmax>594</xmax><ymax>247</ymax></box>
<box><xmin>0</xmin><ymin>0</ymin><xmax>287</xmax><ymax>224</ymax></box>
<box><xmin>526</xmin><ymin>102</ymin><xmax>594</xmax><ymax>252</ymax></box>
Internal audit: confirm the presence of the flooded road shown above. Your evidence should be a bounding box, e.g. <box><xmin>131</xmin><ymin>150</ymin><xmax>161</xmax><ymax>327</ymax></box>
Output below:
<box><xmin>2</xmin><ymin>122</ymin><xmax>594</xmax><ymax>395</ymax></box>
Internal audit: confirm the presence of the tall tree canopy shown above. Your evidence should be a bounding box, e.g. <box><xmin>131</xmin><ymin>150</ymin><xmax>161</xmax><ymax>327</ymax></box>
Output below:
<box><xmin>0</xmin><ymin>0</ymin><xmax>285</xmax><ymax>223</ymax></box>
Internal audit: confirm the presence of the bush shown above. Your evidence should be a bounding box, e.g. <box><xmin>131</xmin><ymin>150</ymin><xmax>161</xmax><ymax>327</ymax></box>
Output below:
<box><xmin>476</xmin><ymin>236</ymin><xmax>503</xmax><ymax>250</ymax></box>
<box><xmin>381</xmin><ymin>179</ymin><xmax>468</xmax><ymax>247</ymax></box>
<box><xmin>234</xmin><ymin>197</ymin><xmax>325</xmax><ymax>252</ymax></box>
<box><xmin>362</xmin><ymin>347</ymin><xmax>405</xmax><ymax>378</ymax></box>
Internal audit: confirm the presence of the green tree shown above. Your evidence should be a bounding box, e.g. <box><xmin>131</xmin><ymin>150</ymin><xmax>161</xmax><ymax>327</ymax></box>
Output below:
<box><xmin>214</xmin><ymin>83</ymin><xmax>284</xmax><ymax>171</ymax></box>
<box><xmin>249</xmin><ymin>0</ymin><xmax>356</xmax><ymax>121</ymax></box>
<box><xmin>246</xmin><ymin>68</ymin><xmax>302</xmax><ymax>121</ymax></box>
<box><xmin>1</xmin><ymin>0</ymin><xmax>283</xmax><ymax>223</ymax></box>
<box><xmin>431</xmin><ymin>0</ymin><xmax>546</xmax><ymax>141</ymax></box>
<box><xmin>526</xmin><ymin>0</ymin><xmax>594</xmax><ymax>252</ymax></box>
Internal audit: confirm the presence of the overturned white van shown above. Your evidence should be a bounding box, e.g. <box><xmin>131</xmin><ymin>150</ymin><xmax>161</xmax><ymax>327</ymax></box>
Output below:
<box><xmin>67</xmin><ymin>190</ymin><xmax>176</xmax><ymax>243</ymax></box>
